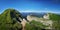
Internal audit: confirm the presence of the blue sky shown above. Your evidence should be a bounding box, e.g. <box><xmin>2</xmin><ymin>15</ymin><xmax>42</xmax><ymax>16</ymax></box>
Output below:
<box><xmin>0</xmin><ymin>0</ymin><xmax>60</xmax><ymax>13</ymax></box>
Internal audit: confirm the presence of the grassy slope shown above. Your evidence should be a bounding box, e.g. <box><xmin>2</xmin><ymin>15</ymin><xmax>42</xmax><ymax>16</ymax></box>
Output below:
<box><xmin>25</xmin><ymin>13</ymin><xmax>60</xmax><ymax>30</ymax></box>
<box><xmin>25</xmin><ymin>20</ymin><xmax>47</xmax><ymax>30</ymax></box>
<box><xmin>49</xmin><ymin>13</ymin><xmax>60</xmax><ymax>21</ymax></box>
<box><xmin>0</xmin><ymin>9</ymin><xmax>22</xmax><ymax>30</ymax></box>
<box><xmin>49</xmin><ymin>13</ymin><xmax>60</xmax><ymax>30</ymax></box>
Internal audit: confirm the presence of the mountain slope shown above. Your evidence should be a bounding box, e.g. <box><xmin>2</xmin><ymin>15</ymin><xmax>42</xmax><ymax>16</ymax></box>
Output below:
<box><xmin>49</xmin><ymin>13</ymin><xmax>60</xmax><ymax>30</ymax></box>
<box><xmin>0</xmin><ymin>9</ymin><xmax>23</xmax><ymax>30</ymax></box>
<box><xmin>49</xmin><ymin>13</ymin><xmax>60</xmax><ymax>21</ymax></box>
<box><xmin>26</xmin><ymin>13</ymin><xmax>60</xmax><ymax>30</ymax></box>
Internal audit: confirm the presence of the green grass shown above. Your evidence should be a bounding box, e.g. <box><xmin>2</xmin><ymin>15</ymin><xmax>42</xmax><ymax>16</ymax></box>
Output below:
<box><xmin>30</xmin><ymin>20</ymin><xmax>48</xmax><ymax>28</ymax></box>
<box><xmin>48</xmin><ymin>13</ymin><xmax>60</xmax><ymax>30</ymax></box>
<box><xmin>49</xmin><ymin>13</ymin><xmax>60</xmax><ymax>21</ymax></box>
<box><xmin>0</xmin><ymin>9</ymin><xmax>22</xmax><ymax>30</ymax></box>
<box><xmin>25</xmin><ymin>23</ymin><xmax>42</xmax><ymax>30</ymax></box>
<box><xmin>25</xmin><ymin>20</ymin><xmax>48</xmax><ymax>30</ymax></box>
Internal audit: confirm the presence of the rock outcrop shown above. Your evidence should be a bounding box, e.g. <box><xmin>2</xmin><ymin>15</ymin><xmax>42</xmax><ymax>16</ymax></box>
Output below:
<box><xmin>27</xmin><ymin>14</ymin><xmax>53</xmax><ymax>29</ymax></box>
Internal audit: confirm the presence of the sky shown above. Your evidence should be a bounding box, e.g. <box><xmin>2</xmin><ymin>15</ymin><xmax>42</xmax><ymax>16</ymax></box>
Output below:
<box><xmin>0</xmin><ymin>0</ymin><xmax>60</xmax><ymax>14</ymax></box>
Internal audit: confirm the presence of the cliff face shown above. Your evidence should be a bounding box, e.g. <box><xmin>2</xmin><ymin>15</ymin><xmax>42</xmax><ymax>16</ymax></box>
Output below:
<box><xmin>0</xmin><ymin>9</ymin><xmax>23</xmax><ymax>30</ymax></box>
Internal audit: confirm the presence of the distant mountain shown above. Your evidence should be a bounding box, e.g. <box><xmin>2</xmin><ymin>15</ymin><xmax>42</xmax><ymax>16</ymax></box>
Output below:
<box><xmin>21</xmin><ymin>12</ymin><xmax>46</xmax><ymax>19</ymax></box>
<box><xmin>0</xmin><ymin>9</ymin><xmax>23</xmax><ymax>30</ymax></box>
<box><xmin>0</xmin><ymin>8</ymin><xmax>60</xmax><ymax>30</ymax></box>
<box><xmin>26</xmin><ymin>13</ymin><xmax>60</xmax><ymax>30</ymax></box>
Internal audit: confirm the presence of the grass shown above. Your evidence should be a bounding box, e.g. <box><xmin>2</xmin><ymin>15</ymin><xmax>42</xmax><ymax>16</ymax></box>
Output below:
<box><xmin>0</xmin><ymin>9</ymin><xmax>22</xmax><ymax>30</ymax></box>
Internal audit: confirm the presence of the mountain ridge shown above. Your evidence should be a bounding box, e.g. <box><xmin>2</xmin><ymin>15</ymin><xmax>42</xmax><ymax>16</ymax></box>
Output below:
<box><xmin>0</xmin><ymin>8</ymin><xmax>60</xmax><ymax>30</ymax></box>
<box><xmin>0</xmin><ymin>9</ymin><xmax>23</xmax><ymax>30</ymax></box>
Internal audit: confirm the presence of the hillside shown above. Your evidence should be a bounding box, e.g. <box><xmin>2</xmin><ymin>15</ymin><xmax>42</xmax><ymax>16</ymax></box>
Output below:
<box><xmin>49</xmin><ymin>13</ymin><xmax>60</xmax><ymax>30</ymax></box>
<box><xmin>0</xmin><ymin>9</ymin><xmax>60</xmax><ymax>30</ymax></box>
<box><xmin>26</xmin><ymin>13</ymin><xmax>60</xmax><ymax>30</ymax></box>
<box><xmin>49</xmin><ymin>13</ymin><xmax>60</xmax><ymax>21</ymax></box>
<box><xmin>0</xmin><ymin>9</ymin><xmax>23</xmax><ymax>30</ymax></box>
<box><xmin>26</xmin><ymin>14</ymin><xmax>53</xmax><ymax>30</ymax></box>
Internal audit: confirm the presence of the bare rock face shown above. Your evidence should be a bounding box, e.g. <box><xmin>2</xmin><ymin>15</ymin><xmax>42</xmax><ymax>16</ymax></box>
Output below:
<box><xmin>21</xmin><ymin>18</ymin><xmax>27</xmax><ymax>27</ymax></box>
<box><xmin>43</xmin><ymin>13</ymin><xmax>49</xmax><ymax>19</ymax></box>
<box><xmin>27</xmin><ymin>15</ymin><xmax>33</xmax><ymax>22</ymax></box>
<box><xmin>27</xmin><ymin>14</ymin><xmax>53</xmax><ymax>29</ymax></box>
<box><xmin>21</xmin><ymin>18</ymin><xmax>27</xmax><ymax>30</ymax></box>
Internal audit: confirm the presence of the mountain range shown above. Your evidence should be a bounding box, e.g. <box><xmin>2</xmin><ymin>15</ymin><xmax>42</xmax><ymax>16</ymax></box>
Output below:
<box><xmin>0</xmin><ymin>9</ymin><xmax>60</xmax><ymax>30</ymax></box>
